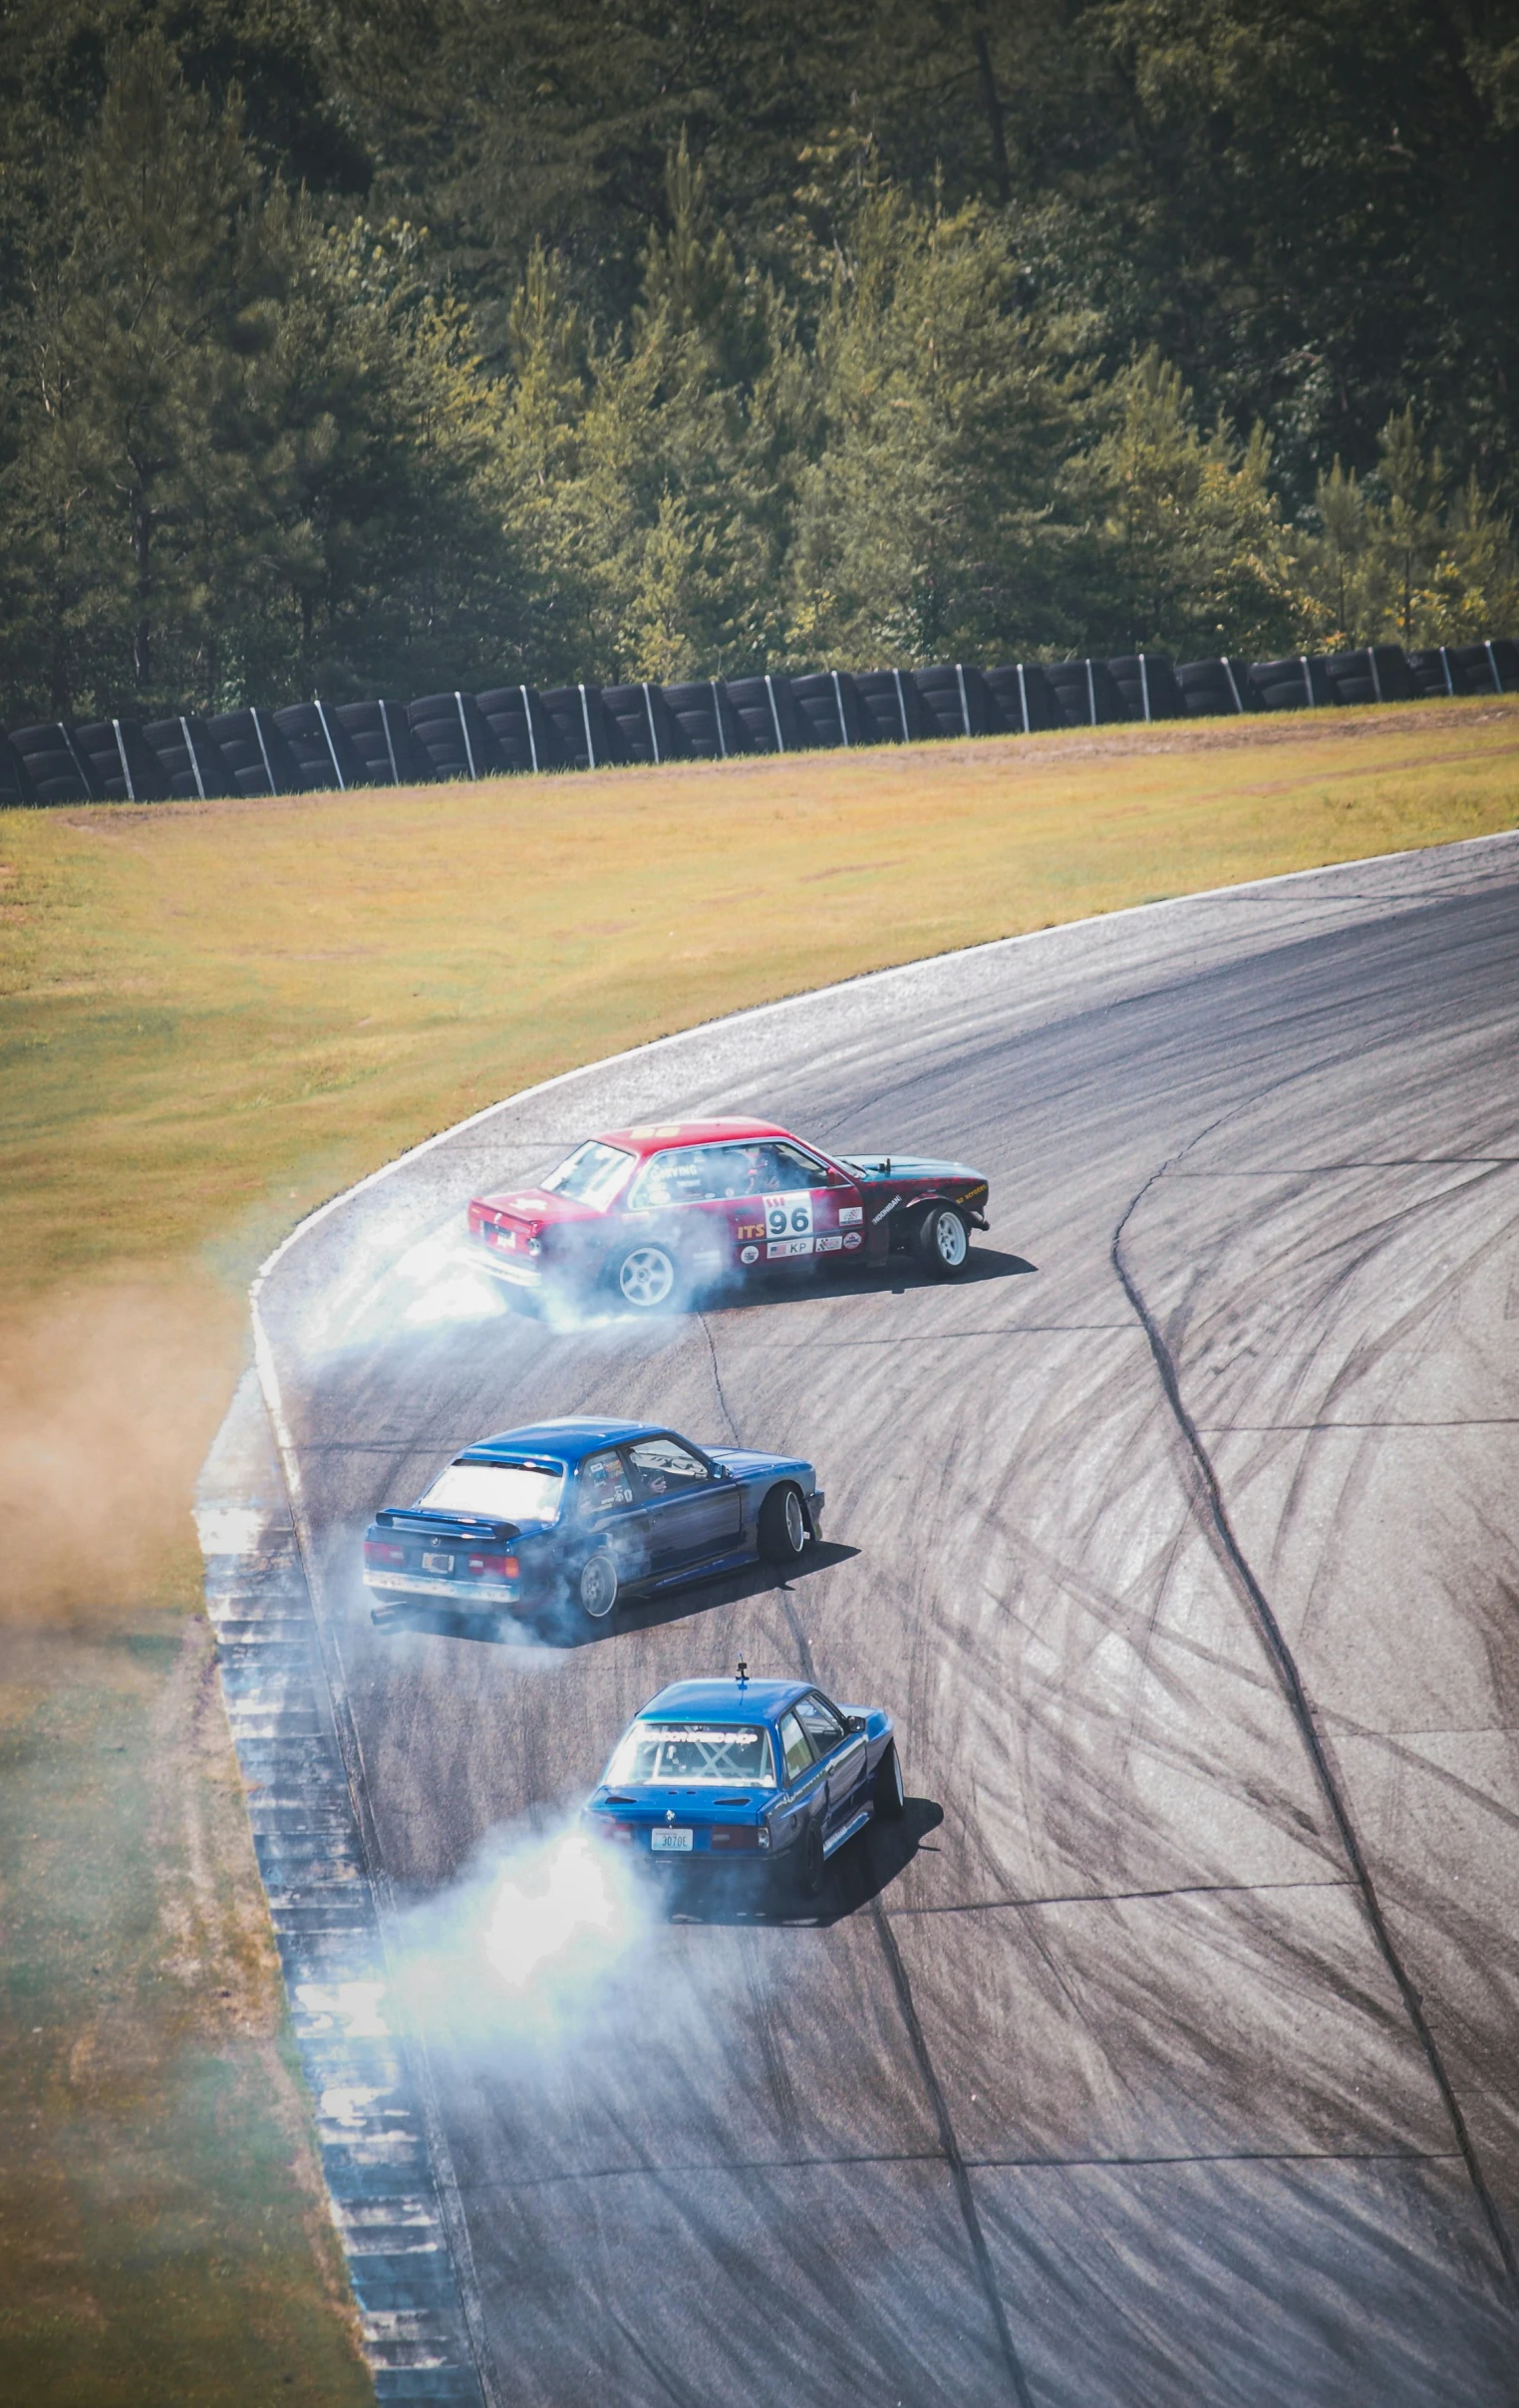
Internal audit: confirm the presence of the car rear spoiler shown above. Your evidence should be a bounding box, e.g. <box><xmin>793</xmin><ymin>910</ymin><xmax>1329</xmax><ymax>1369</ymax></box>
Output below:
<box><xmin>374</xmin><ymin>1506</ymin><xmax>521</xmax><ymax>1542</ymax></box>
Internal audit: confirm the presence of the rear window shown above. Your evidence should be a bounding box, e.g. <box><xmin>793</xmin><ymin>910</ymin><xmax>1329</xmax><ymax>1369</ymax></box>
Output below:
<box><xmin>541</xmin><ymin>1139</ymin><xmax>634</xmax><ymax>1207</ymax></box>
<box><xmin>605</xmin><ymin>1722</ymin><xmax>776</xmax><ymax>1788</ymax></box>
<box><xmin>420</xmin><ymin>1460</ymin><xmax>565</xmax><ymax>1523</ymax></box>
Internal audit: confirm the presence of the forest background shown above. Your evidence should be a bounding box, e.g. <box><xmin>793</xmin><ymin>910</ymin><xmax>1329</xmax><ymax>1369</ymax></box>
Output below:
<box><xmin>2</xmin><ymin>0</ymin><xmax>1518</xmax><ymax>725</ymax></box>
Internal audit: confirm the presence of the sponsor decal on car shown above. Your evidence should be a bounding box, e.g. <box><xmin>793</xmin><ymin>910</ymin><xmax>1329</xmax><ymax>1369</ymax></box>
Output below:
<box><xmin>766</xmin><ymin>1237</ymin><xmax>814</xmax><ymax>1259</ymax></box>
<box><xmin>740</xmin><ymin>1244</ymin><xmax>760</xmax><ymax>1265</ymax></box>
<box><xmin>837</xmin><ymin>1205</ymin><xmax>863</xmax><ymax>1224</ymax></box>
<box><xmin>735</xmin><ymin>1221</ymin><xmax>764</xmax><ymax>1241</ymax></box>
<box><xmin>764</xmin><ymin>1192</ymin><xmax>813</xmax><ymax>1239</ymax></box>
<box><xmin>843</xmin><ymin>1231</ymin><xmax>862</xmax><ymax>1249</ymax></box>
<box><xmin>815</xmin><ymin>1233</ymin><xmax>843</xmax><ymax>1253</ymax></box>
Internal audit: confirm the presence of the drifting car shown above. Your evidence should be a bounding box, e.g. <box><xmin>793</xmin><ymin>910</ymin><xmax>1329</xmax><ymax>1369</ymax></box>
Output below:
<box><xmin>583</xmin><ymin>1671</ymin><xmax>904</xmax><ymax>1897</ymax></box>
<box><xmin>363</xmin><ymin>1418</ymin><xmax>823</xmax><ymax>1626</ymax></box>
<box><xmin>467</xmin><ymin>1116</ymin><xmax>991</xmax><ymax>1312</ymax></box>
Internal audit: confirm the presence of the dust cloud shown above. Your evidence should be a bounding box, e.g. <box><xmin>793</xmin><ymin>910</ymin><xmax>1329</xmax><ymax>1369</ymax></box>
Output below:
<box><xmin>0</xmin><ymin>1273</ymin><xmax>244</xmax><ymax>1625</ymax></box>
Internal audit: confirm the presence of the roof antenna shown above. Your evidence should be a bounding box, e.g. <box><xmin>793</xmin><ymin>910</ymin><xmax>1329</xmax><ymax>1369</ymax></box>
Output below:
<box><xmin>736</xmin><ymin>1656</ymin><xmax>749</xmax><ymax>1688</ymax></box>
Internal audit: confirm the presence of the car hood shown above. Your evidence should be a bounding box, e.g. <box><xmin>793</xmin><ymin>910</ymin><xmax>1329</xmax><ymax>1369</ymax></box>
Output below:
<box><xmin>705</xmin><ymin>1445</ymin><xmax>814</xmax><ymax>1478</ymax></box>
<box><xmin>837</xmin><ymin>1153</ymin><xmax>982</xmax><ymax>1183</ymax></box>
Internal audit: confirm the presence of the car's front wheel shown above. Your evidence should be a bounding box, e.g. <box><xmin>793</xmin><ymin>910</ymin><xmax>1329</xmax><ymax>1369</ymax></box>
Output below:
<box><xmin>917</xmin><ymin>1202</ymin><xmax>970</xmax><ymax>1278</ymax></box>
<box><xmin>578</xmin><ymin>1551</ymin><xmax>619</xmax><ymax>1620</ymax></box>
<box><xmin>873</xmin><ymin>1740</ymin><xmax>906</xmax><ymax>1821</ymax></box>
<box><xmin>613</xmin><ymin>1242</ymin><xmax>681</xmax><ymax>1312</ymax></box>
<box><xmin>758</xmin><ymin>1482</ymin><xmax>808</xmax><ymax>1565</ymax></box>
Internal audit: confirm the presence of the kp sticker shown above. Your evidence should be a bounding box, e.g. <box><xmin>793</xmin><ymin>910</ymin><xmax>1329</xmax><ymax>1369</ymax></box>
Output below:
<box><xmin>763</xmin><ymin>1191</ymin><xmax>813</xmax><ymax>1240</ymax></box>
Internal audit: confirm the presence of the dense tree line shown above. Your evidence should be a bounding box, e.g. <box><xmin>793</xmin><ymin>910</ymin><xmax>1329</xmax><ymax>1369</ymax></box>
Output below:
<box><xmin>2</xmin><ymin>0</ymin><xmax>1516</xmax><ymax>721</ymax></box>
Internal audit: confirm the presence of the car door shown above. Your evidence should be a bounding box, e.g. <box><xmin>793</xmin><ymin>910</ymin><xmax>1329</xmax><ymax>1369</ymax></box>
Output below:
<box><xmin>794</xmin><ymin>1691</ymin><xmax>868</xmax><ymax>1840</ymax></box>
<box><xmin>771</xmin><ymin>1708</ymin><xmax>826</xmax><ymax>1853</ymax></box>
<box><xmin>763</xmin><ymin>1140</ymin><xmax>867</xmax><ymax>1269</ymax></box>
<box><xmin>575</xmin><ymin>1447</ymin><xmax>652</xmax><ymax>1581</ymax></box>
<box><xmin>623</xmin><ymin>1434</ymin><xmax>744</xmax><ymax>1571</ymax></box>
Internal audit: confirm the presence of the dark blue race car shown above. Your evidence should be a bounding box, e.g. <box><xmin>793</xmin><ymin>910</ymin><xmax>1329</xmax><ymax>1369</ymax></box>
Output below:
<box><xmin>583</xmin><ymin>1672</ymin><xmax>904</xmax><ymax>1897</ymax></box>
<box><xmin>363</xmin><ymin>1418</ymin><xmax>824</xmax><ymax>1627</ymax></box>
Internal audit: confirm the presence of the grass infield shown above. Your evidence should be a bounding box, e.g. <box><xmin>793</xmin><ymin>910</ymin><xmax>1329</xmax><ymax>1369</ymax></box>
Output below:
<box><xmin>1</xmin><ymin>695</ymin><xmax>1516</xmax><ymax>2398</ymax></box>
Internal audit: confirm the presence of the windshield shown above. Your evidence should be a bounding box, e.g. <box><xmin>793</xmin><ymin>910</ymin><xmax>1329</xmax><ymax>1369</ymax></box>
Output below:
<box><xmin>541</xmin><ymin>1139</ymin><xmax>634</xmax><ymax>1208</ymax></box>
<box><xmin>420</xmin><ymin>1460</ymin><xmax>565</xmax><ymax>1524</ymax></box>
<box><xmin>605</xmin><ymin>1722</ymin><xmax>775</xmax><ymax>1788</ymax></box>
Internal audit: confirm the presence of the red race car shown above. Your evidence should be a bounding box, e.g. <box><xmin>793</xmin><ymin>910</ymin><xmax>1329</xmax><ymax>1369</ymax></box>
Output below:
<box><xmin>467</xmin><ymin>1119</ymin><xmax>991</xmax><ymax>1312</ymax></box>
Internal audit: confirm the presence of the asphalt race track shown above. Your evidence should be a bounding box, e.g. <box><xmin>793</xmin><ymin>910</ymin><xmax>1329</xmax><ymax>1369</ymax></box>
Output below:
<box><xmin>254</xmin><ymin>831</ymin><xmax>1519</xmax><ymax>2406</ymax></box>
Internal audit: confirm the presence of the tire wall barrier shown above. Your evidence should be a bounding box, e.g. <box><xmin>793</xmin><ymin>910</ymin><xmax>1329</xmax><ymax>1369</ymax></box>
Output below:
<box><xmin>4</xmin><ymin>639</ymin><xmax>1515</xmax><ymax>805</ymax></box>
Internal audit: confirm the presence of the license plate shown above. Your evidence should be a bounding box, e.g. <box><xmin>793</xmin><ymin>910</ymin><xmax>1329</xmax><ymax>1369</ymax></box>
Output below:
<box><xmin>422</xmin><ymin>1551</ymin><xmax>455</xmax><ymax>1574</ymax></box>
<box><xmin>650</xmin><ymin>1828</ymin><xmax>693</xmax><ymax>1854</ymax></box>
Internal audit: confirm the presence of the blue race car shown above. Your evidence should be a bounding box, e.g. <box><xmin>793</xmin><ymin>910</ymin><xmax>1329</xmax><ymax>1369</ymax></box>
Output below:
<box><xmin>583</xmin><ymin>1671</ymin><xmax>904</xmax><ymax>1896</ymax></box>
<box><xmin>363</xmin><ymin>1419</ymin><xmax>824</xmax><ymax>1626</ymax></box>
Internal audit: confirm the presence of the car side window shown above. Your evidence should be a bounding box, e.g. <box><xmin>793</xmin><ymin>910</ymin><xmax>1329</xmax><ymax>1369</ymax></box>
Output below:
<box><xmin>625</xmin><ymin>1436</ymin><xmax>709</xmax><ymax>1499</ymax></box>
<box><xmin>629</xmin><ymin>1142</ymin><xmax>780</xmax><ymax>1207</ymax></box>
<box><xmin>579</xmin><ymin>1448</ymin><xmax>634</xmax><ymax>1515</ymax></box>
<box><xmin>795</xmin><ymin>1693</ymin><xmax>845</xmax><ymax>1755</ymax></box>
<box><xmin>778</xmin><ymin>1711</ymin><xmax>814</xmax><ymax>1783</ymax></box>
<box><xmin>770</xmin><ymin>1141</ymin><xmax>828</xmax><ymax>1192</ymax></box>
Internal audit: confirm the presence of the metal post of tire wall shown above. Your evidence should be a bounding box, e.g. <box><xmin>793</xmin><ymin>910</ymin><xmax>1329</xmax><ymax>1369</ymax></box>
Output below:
<box><xmin>315</xmin><ymin>700</ymin><xmax>347</xmax><ymax>789</ymax></box>
<box><xmin>179</xmin><ymin>716</ymin><xmax>208</xmax><ymax>799</ymax></box>
<box><xmin>380</xmin><ymin>702</ymin><xmax>401</xmax><ymax>785</ymax></box>
<box><xmin>111</xmin><ymin>720</ymin><xmax>137</xmax><ymax>800</ymax></box>
<box><xmin>454</xmin><ymin>694</ymin><xmax>478</xmax><ymax>780</ymax></box>
<box><xmin>251</xmin><ymin>710</ymin><xmax>278</xmax><ymax>794</ymax></box>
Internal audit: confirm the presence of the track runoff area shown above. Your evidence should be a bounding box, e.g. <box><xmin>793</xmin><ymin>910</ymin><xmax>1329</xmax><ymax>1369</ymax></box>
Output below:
<box><xmin>209</xmin><ymin>830</ymin><xmax>1519</xmax><ymax>2406</ymax></box>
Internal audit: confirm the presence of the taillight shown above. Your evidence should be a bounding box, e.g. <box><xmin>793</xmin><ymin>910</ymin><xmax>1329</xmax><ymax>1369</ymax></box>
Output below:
<box><xmin>364</xmin><ymin>1540</ymin><xmax>405</xmax><ymax>1568</ymax></box>
<box><xmin>464</xmin><ymin>1553</ymin><xmax>518</xmax><ymax>1579</ymax></box>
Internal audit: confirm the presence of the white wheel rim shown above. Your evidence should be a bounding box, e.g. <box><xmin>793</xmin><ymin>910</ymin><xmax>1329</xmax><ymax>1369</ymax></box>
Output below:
<box><xmin>934</xmin><ymin>1211</ymin><xmax>967</xmax><ymax>1267</ymax></box>
<box><xmin>581</xmin><ymin>1558</ymin><xmax>615</xmax><ymax>1617</ymax></box>
<box><xmin>619</xmin><ymin>1246</ymin><xmax>674</xmax><ymax>1307</ymax></box>
<box><xmin>784</xmin><ymin>1491</ymin><xmax>805</xmax><ymax>1552</ymax></box>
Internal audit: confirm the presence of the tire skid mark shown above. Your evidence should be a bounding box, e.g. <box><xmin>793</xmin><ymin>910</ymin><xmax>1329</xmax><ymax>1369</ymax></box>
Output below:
<box><xmin>870</xmin><ymin>1900</ymin><xmax>1036</xmax><ymax>2408</ymax></box>
<box><xmin>705</xmin><ymin>1309</ymin><xmax>1032</xmax><ymax>2405</ymax></box>
<box><xmin>1112</xmin><ymin>1172</ymin><xmax>1519</xmax><ymax>2289</ymax></box>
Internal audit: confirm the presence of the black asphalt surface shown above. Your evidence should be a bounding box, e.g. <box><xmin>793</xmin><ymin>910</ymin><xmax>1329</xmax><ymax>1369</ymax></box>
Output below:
<box><xmin>256</xmin><ymin>833</ymin><xmax>1519</xmax><ymax>2406</ymax></box>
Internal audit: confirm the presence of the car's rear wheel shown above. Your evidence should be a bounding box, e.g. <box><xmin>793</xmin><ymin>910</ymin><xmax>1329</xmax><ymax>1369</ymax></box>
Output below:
<box><xmin>614</xmin><ymin>1242</ymin><xmax>680</xmax><ymax>1311</ymax></box>
<box><xmin>917</xmin><ymin>1202</ymin><xmax>970</xmax><ymax>1277</ymax></box>
<box><xmin>578</xmin><ymin>1551</ymin><xmax>618</xmax><ymax>1620</ymax></box>
<box><xmin>873</xmin><ymin>1740</ymin><xmax>906</xmax><ymax>1821</ymax></box>
<box><xmin>759</xmin><ymin>1482</ymin><xmax>808</xmax><ymax>1564</ymax></box>
<box><xmin>794</xmin><ymin>1820</ymin><xmax>825</xmax><ymax>1899</ymax></box>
